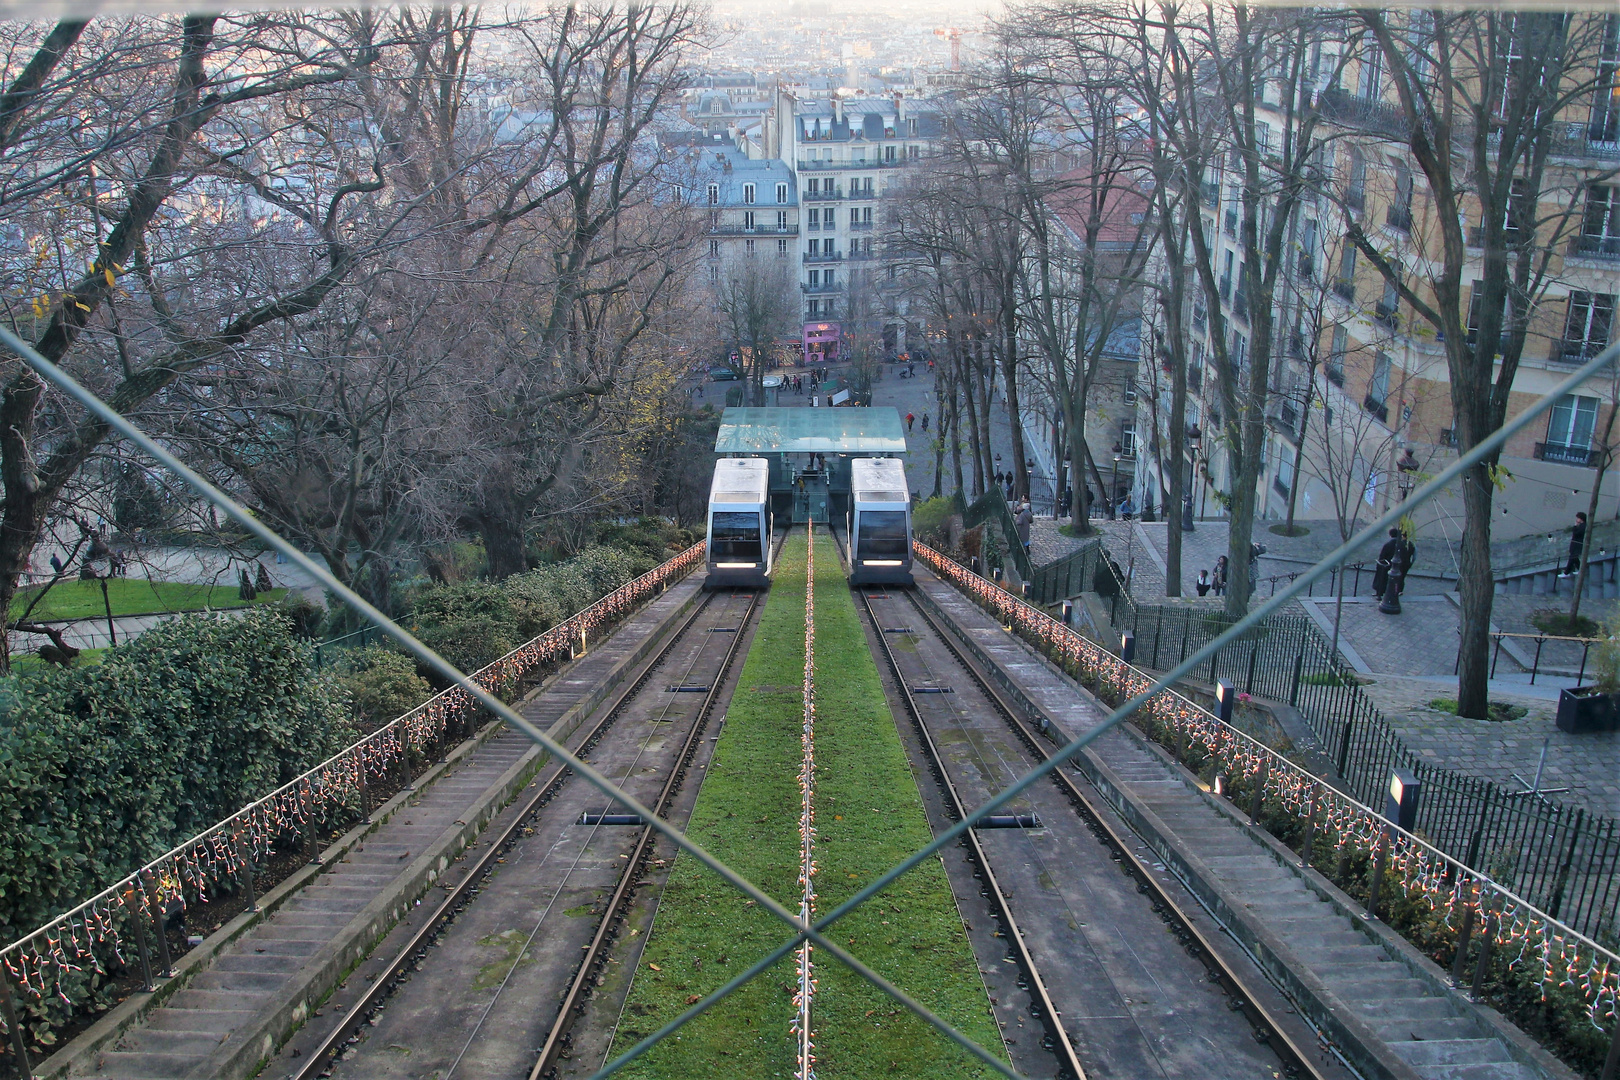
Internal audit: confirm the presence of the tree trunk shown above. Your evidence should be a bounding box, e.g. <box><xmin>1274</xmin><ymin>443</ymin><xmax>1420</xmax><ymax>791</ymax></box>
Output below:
<box><xmin>1455</xmin><ymin>462</ymin><xmax>1495</xmax><ymax>719</ymax></box>
<box><xmin>962</xmin><ymin>360</ymin><xmax>985</xmax><ymax>497</ymax></box>
<box><xmin>478</xmin><ymin>511</ymin><xmax>529</xmax><ymax>581</ymax></box>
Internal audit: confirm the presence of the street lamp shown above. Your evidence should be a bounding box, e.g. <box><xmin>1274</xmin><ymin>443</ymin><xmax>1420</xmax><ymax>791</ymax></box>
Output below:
<box><xmin>1185</xmin><ymin>425</ymin><xmax>1203</xmax><ymax>531</ymax></box>
<box><xmin>1396</xmin><ymin>447</ymin><xmax>1419</xmax><ymax>501</ymax></box>
<box><xmin>1111</xmin><ymin>441</ymin><xmax>1123</xmax><ymax>520</ymax></box>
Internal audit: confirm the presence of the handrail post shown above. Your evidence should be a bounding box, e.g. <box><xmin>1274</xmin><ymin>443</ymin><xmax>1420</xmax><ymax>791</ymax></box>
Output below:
<box><xmin>1289</xmin><ymin>650</ymin><xmax>1305</xmax><ymax>707</ymax></box>
<box><xmin>1248</xmin><ymin>758</ymin><xmax>1269</xmax><ymax>823</ymax></box>
<box><xmin>242</xmin><ymin>845</ymin><xmax>258</xmax><ymax>913</ymax></box>
<box><xmin>1450</xmin><ymin>890</ymin><xmax>1476</xmax><ymax>985</ymax></box>
<box><xmin>1299</xmin><ymin>784</ymin><xmax>1320</xmax><ymax>866</ymax></box>
<box><xmin>302</xmin><ymin>780</ymin><xmax>321</xmax><ymax>866</ymax></box>
<box><xmin>143</xmin><ymin>874</ymin><xmax>173</xmax><ymax>978</ymax></box>
<box><xmin>1366</xmin><ymin>829</ymin><xmax>1390</xmax><ymax>918</ymax></box>
<box><xmin>357</xmin><ymin>749</ymin><xmax>372</xmax><ymax>824</ymax></box>
<box><xmin>125</xmin><ymin>889</ymin><xmax>154</xmax><ymax>993</ymax></box>
<box><xmin>1471</xmin><ymin>904</ymin><xmax>1499</xmax><ymax>998</ymax></box>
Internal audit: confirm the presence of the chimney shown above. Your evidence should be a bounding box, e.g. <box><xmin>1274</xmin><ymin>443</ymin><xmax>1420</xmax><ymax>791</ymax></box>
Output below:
<box><xmin>833</xmin><ymin>94</ymin><xmax>843</xmax><ymax>126</ymax></box>
<box><xmin>895</xmin><ymin>93</ymin><xmax>906</xmax><ymax>124</ymax></box>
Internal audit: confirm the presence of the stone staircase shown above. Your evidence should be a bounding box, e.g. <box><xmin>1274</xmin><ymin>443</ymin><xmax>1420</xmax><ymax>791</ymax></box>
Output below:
<box><xmin>1495</xmin><ymin>551</ymin><xmax>1619</xmax><ymax>599</ymax></box>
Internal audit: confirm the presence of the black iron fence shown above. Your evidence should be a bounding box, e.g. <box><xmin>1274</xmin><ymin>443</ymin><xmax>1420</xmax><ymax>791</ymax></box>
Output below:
<box><xmin>1106</xmin><ymin>594</ymin><xmax>1620</xmax><ymax>943</ymax></box>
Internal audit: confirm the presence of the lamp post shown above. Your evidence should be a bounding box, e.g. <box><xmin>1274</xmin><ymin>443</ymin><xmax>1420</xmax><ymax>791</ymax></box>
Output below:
<box><xmin>1396</xmin><ymin>447</ymin><xmax>1419</xmax><ymax>502</ymax></box>
<box><xmin>1111</xmin><ymin>441</ymin><xmax>1122</xmax><ymax>520</ymax></box>
<box><xmin>1185</xmin><ymin>424</ymin><xmax>1203</xmax><ymax>531</ymax></box>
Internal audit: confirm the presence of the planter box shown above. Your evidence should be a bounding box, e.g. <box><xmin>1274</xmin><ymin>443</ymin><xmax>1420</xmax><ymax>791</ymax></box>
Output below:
<box><xmin>1556</xmin><ymin>686</ymin><xmax>1620</xmax><ymax>733</ymax></box>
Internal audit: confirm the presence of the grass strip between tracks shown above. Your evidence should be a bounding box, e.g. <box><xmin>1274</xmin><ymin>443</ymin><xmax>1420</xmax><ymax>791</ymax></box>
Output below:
<box><xmin>612</xmin><ymin>534</ymin><xmax>807</xmax><ymax>1078</ymax></box>
<box><xmin>611</xmin><ymin>531</ymin><xmax>1003</xmax><ymax>1078</ymax></box>
<box><xmin>808</xmin><ymin>529</ymin><xmax>1004</xmax><ymax>1079</ymax></box>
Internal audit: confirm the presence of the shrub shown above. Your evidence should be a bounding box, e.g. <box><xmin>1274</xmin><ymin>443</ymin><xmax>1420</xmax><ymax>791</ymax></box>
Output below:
<box><xmin>912</xmin><ymin>496</ymin><xmax>955</xmax><ymax>548</ymax></box>
<box><xmin>276</xmin><ymin>591</ymin><xmax>325</xmax><ymax>638</ymax></box>
<box><xmin>332</xmin><ymin>646</ymin><xmax>432</xmax><ymax>731</ymax></box>
<box><xmin>0</xmin><ymin>608</ymin><xmax>349</xmax><ymax>942</ymax></box>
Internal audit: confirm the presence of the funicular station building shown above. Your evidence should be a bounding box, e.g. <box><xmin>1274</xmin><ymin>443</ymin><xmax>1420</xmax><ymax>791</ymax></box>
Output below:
<box><xmin>714</xmin><ymin>407</ymin><xmax>907</xmax><ymax>526</ymax></box>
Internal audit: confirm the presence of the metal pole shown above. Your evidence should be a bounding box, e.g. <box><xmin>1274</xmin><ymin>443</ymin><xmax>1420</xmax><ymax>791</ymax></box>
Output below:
<box><xmin>1471</xmin><ymin>906</ymin><xmax>1498</xmax><ymax>998</ymax></box>
<box><xmin>1248</xmin><ymin>758</ymin><xmax>1269</xmax><ymax>824</ymax></box>
<box><xmin>1336</xmin><ymin>719</ymin><xmax>1353</xmax><ymax>777</ymax></box>
<box><xmin>144</xmin><ymin>874</ymin><xmax>173</xmax><ymax>978</ymax></box>
<box><xmin>125</xmin><ymin>890</ymin><xmax>154</xmax><ymax>993</ymax></box>
<box><xmin>242</xmin><ymin>848</ymin><xmax>258</xmax><ymax>913</ymax></box>
<box><xmin>1450</xmin><ymin>895</ymin><xmax>1476</xmax><ymax>984</ymax></box>
<box><xmin>1299</xmin><ymin>784</ymin><xmax>1320</xmax><ymax>866</ymax></box>
<box><xmin>1366</xmin><ymin>831</ymin><xmax>1389</xmax><ymax>918</ymax></box>
<box><xmin>1531</xmin><ymin>637</ymin><xmax>1544</xmax><ymax>685</ymax></box>
<box><xmin>1289</xmin><ymin>650</ymin><xmax>1304</xmax><ymax>707</ymax></box>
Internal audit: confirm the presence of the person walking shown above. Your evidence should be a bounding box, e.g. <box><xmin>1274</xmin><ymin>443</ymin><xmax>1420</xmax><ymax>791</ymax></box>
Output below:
<box><xmin>1195</xmin><ymin>569</ymin><xmax>1211</xmax><ymax>596</ymax></box>
<box><xmin>906</xmin><ymin>411</ymin><xmax>915</xmax><ymax>432</ymax></box>
<box><xmin>920</xmin><ymin>411</ymin><xmax>930</xmax><ymax>432</ymax></box>
<box><xmin>1212</xmin><ymin>555</ymin><xmax>1228</xmax><ymax>596</ymax></box>
<box><xmin>1397</xmin><ymin>531</ymin><xmax>1417</xmax><ymax>595</ymax></box>
<box><xmin>1561</xmin><ymin>512</ymin><xmax>1588</xmax><ymax>577</ymax></box>
<box><xmin>1015</xmin><ymin>500</ymin><xmax>1034</xmax><ymax>554</ymax></box>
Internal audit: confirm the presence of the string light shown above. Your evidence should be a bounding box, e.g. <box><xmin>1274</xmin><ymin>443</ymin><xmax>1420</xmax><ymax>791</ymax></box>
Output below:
<box><xmin>793</xmin><ymin>526</ymin><xmax>819</xmax><ymax>1080</ymax></box>
<box><xmin>0</xmin><ymin>544</ymin><xmax>703</xmax><ymax>1047</ymax></box>
<box><xmin>913</xmin><ymin>540</ymin><xmax>1620</xmax><ymax>1037</ymax></box>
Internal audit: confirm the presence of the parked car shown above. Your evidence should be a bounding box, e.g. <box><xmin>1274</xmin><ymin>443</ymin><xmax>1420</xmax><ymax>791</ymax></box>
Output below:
<box><xmin>707</xmin><ymin>366</ymin><xmax>739</xmax><ymax>381</ymax></box>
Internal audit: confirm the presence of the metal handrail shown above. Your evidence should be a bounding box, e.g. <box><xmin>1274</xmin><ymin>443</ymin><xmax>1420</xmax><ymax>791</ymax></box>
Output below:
<box><xmin>916</xmin><ymin>540</ymin><xmax>1620</xmax><ymax>1033</ymax></box>
<box><xmin>0</xmin><ymin>544</ymin><xmax>704</xmax><ymax>994</ymax></box>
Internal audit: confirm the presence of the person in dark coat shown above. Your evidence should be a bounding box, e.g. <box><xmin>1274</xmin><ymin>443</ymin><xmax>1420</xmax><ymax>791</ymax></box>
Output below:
<box><xmin>1212</xmin><ymin>555</ymin><xmax>1228</xmax><ymax>596</ymax></box>
<box><xmin>1015</xmin><ymin>501</ymin><xmax>1034</xmax><ymax>552</ymax></box>
<box><xmin>1396</xmin><ymin>532</ymin><xmax>1417</xmax><ymax>594</ymax></box>
<box><xmin>1373</xmin><ymin>527</ymin><xmax>1401</xmax><ymax>597</ymax></box>
<box><xmin>1196</xmin><ymin>570</ymin><xmax>1211</xmax><ymax>596</ymax></box>
<box><xmin>1561</xmin><ymin>512</ymin><xmax>1588</xmax><ymax>577</ymax></box>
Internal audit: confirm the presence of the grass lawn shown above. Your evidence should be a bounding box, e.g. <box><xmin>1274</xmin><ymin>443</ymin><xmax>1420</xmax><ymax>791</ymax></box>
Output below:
<box><xmin>611</xmin><ymin>530</ymin><xmax>1003</xmax><ymax>1078</ymax></box>
<box><xmin>11</xmin><ymin>579</ymin><xmax>286</xmax><ymax>622</ymax></box>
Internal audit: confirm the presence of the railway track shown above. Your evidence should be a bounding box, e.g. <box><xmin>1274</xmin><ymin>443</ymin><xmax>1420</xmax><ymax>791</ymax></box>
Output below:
<box><xmin>855</xmin><ymin>582</ymin><xmax>1340</xmax><ymax>1080</ymax></box>
<box><xmin>273</xmin><ymin>576</ymin><xmax>767</xmax><ymax>1080</ymax></box>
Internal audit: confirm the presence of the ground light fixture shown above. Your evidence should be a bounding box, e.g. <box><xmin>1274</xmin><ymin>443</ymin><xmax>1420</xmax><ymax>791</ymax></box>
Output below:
<box><xmin>7</xmin><ymin>318</ymin><xmax>1620</xmax><ymax>1080</ymax></box>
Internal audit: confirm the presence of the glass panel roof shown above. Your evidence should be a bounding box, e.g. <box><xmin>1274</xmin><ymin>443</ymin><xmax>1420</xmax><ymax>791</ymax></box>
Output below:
<box><xmin>713</xmin><ymin>407</ymin><xmax>907</xmax><ymax>453</ymax></box>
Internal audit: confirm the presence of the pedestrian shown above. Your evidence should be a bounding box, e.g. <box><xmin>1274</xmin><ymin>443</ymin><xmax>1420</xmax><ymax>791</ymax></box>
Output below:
<box><xmin>1372</xmin><ymin>527</ymin><xmax>1401</xmax><ymax>597</ymax></box>
<box><xmin>1058</xmin><ymin>487</ymin><xmax>1072</xmax><ymax>519</ymax></box>
<box><xmin>1212</xmin><ymin>555</ymin><xmax>1228</xmax><ymax>596</ymax></box>
<box><xmin>1398</xmin><ymin>531</ymin><xmax>1417</xmax><ymax>595</ymax></box>
<box><xmin>1015</xmin><ymin>500</ymin><xmax>1034</xmax><ymax>553</ymax></box>
<box><xmin>1004</xmin><ymin>475</ymin><xmax>1015</xmax><ymax>500</ymax></box>
<box><xmin>921</xmin><ymin>412</ymin><xmax>930</xmax><ymax>432</ymax></box>
<box><xmin>696</xmin><ymin>381</ymin><xmax>704</xmax><ymax>398</ymax></box>
<box><xmin>1195</xmin><ymin>569</ymin><xmax>1211</xmax><ymax>597</ymax></box>
<box><xmin>1083</xmin><ymin>487</ymin><xmax>1094</xmax><ymax>519</ymax></box>
<box><xmin>1561</xmin><ymin>512</ymin><xmax>1588</xmax><ymax>577</ymax></box>
<box><xmin>906</xmin><ymin>412</ymin><xmax>915</xmax><ymax>432</ymax></box>
<box><xmin>49</xmin><ymin>553</ymin><xmax>63</xmax><ymax>576</ymax></box>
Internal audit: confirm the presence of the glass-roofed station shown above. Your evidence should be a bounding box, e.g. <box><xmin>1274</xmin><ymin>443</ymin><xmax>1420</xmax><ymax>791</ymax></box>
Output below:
<box><xmin>713</xmin><ymin>407</ymin><xmax>907</xmax><ymax>525</ymax></box>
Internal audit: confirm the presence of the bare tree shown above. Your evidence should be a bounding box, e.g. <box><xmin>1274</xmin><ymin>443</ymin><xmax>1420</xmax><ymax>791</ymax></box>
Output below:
<box><xmin>715</xmin><ymin>258</ymin><xmax>796</xmax><ymax>405</ymax></box>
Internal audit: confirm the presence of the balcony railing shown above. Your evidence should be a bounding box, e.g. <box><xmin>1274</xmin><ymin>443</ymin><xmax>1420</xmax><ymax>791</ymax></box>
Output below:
<box><xmin>1317</xmin><ymin>87</ymin><xmax>1411</xmax><ymax>139</ymax></box>
<box><xmin>710</xmin><ymin>225</ymin><xmax>799</xmax><ymax>237</ymax></box>
<box><xmin>802</xmin><ymin>252</ymin><xmax>843</xmax><ymax>263</ymax></box>
<box><xmin>849</xmin><ymin>220</ymin><xmax>874</xmax><ymax>231</ymax></box>
<box><xmin>1326</xmin><ymin>363</ymin><xmax>1345</xmax><ymax>387</ymax></box>
<box><xmin>1363</xmin><ymin>394</ymin><xmax>1389</xmax><ymax>423</ymax></box>
<box><xmin>1572</xmin><ymin>235</ymin><xmax>1620</xmax><ymax>260</ymax></box>
<box><xmin>801</xmin><ymin>281</ymin><xmax>844</xmax><ymax>293</ymax></box>
<box><xmin>1333</xmin><ymin>279</ymin><xmax>1354</xmax><ymax>303</ymax></box>
<box><xmin>1344</xmin><ymin>186</ymin><xmax>1365</xmax><ymax>212</ymax></box>
<box><xmin>795</xmin><ymin>158</ymin><xmax>909</xmax><ymax>172</ymax></box>
<box><xmin>1536</xmin><ymin>441</ymin><xmax>1600</xmax><ymax>466</ymax></box>
<box><xmin>1547</xmin><ymin>120</ymin><xmax>1620</xmax><ymax>162</ymax></box>
<box><xmin>1551</xmin><ymin>340</ymin><xmax>1614</xmax><ymax>366</ymax></box>
<box><xmin>1386</xmin><ymin>204</ymin><xmax>1414</xmax><ymax>231</ymax></box>
<box><xmin>1375</xmin><ymin>300</ymin><xmax>1399</xmax><ymax>330</ymax></box>
<box><xmin>802</xmin><ymin>190</ymin><xmax>846</xmax><ymax>202</ymax></box>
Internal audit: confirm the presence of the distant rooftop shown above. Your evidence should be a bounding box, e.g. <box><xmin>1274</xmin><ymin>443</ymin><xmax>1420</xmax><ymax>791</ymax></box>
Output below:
<box><xmin>714</xmin><ymin>407</ymin><xmax>906</xmax><ymax>454</ymax></box>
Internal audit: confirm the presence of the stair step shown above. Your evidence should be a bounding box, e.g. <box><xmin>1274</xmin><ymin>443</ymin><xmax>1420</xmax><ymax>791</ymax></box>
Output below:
<box><xmin>1388</xmin><ymin>1037</ymin><xmax>1512</xmax><ymax>1067</ymax></box>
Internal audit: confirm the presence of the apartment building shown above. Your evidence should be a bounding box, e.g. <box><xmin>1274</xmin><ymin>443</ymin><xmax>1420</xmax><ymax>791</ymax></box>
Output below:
<box><xmin>683</xmin><ymin>88</ymin><xmax>946</xmax><ymax>363</ymax></box>
<box><xmin>1139</xmin><ymin>12</ymin><xmax>1620</xmax><ymax>541</ymax></box>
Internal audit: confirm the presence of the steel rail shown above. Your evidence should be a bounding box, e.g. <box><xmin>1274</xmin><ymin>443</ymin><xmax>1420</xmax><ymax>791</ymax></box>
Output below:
<box><xmin>286</xmin><ymin>588</ymin><xmax>736</xmax><ymax>1080</ymax></box>
<box><xmin>528</xmin><ymin>577</ymin><xmax>769</xmax><ymax>1079</ymax></box>
<box><xmin>0</xmin><ymin>326</ymin><xmax>1024</xmax><ymax>1080</ymax></box>
<box><xmin>902</xmin><ymin>587</ymin><xmax>1330</xmax><ymax>1080</ymax></box>
<box><xmin>856</xmin><ymin>586</ymin><xmax>1086</xmax><ymax>1080</ymax></box>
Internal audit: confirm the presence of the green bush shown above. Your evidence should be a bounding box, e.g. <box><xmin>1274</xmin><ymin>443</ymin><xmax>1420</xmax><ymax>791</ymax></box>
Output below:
<box><xmin>276</xmin><ymin>591</ymin><xmax>325</xmax><ymax>638</ymax></box>
<box><xmin>0</xmin><ymin>608</ymin><xmax>350</xmax><ymax>942</ymax></box>
<box><xmin>333</xmin><ymin>646</ymin><xmax>432</xmax><ymax>731</ymax></box>
<box><xmin>412</xmin><ymin>544</ymin><xmax>664</xmax><ymax>673</ymax></box>
<box><xmin>912</xmin><ymin>496</ymin><xmax>955</xmax><ymax>548</ymax></box>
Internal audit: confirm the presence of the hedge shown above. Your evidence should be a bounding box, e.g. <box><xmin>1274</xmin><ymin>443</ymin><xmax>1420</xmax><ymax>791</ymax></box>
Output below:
<box><xmin>0</xmin><ymin>608</ymin><xmax>350</xmax><ymax>944</ymax></box>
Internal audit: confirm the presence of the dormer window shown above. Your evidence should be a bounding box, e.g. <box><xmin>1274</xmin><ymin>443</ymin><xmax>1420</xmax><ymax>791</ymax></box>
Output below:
<box><xmin>707</xmin><ymin>183</ymin><xmax>719</xmax><ymax>205</ymax></box>
<box><xmin>777</xmin><ymin>183</ymin><xmax>789</xmax><ymax>204</ymax></box>
<box><xmin>743</xmin><ymin>183</ymin><xmax>755</xmax><ymax>204</ymax></box>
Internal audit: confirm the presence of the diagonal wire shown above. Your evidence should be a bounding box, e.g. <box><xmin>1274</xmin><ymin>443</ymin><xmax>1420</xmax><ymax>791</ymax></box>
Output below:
<box><xmin>0</xmin><ymin>327</ymin><xmax>1023</xmax><ymax>1080</ymax></box>
<box><xmin>8</xmin><ymin>323</ymin><xmax>1614</xmax><ymax>1080</ymax></box>
<box><xmin>587</xmin><ymin>338</ymin><xmax>1620</xmax><ymax>1078</ymax></box>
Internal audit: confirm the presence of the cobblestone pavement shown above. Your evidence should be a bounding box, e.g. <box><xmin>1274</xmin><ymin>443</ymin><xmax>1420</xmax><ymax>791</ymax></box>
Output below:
<box><xmin>1358</xmin><ymin>676</ymin><xmax>1620</xmax><ymax>819</ymax></box>
<box><xmin>1487</xmin><ymin>593</ymin><xmax>1618</xmax><ymax>675</ymax></box>
<box><xmin>1298</xmin><ymin>597</ymin><xmax>1462</xmax><ymax>677</ymax></box>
